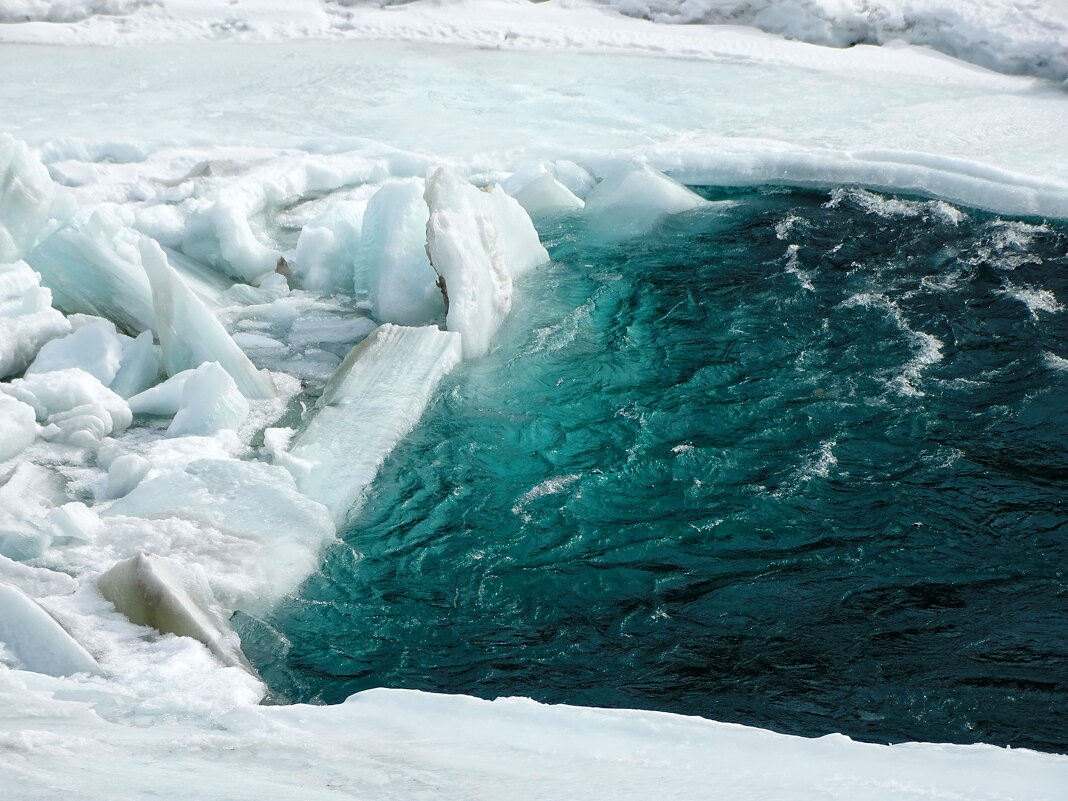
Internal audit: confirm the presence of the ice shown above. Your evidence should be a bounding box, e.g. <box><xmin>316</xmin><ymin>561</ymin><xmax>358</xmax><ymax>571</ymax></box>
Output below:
<box><xmin>0</xmin><ymin>395</ymin><xmax>37</xmax><ymax>463</ymax></box>
<box><xmin>0</xmin><ymin>260</ymin><xmax>71</xmax><ymax>380</ymax></box>
<box><xmin>584</xmin><ymin>161</ymin><xmax>708</xmax><ymax>231</ymax></box>
<box><xmin>292</xmin><ymin>200</ymin><xmax>364</xmax><ymax>294</ymax></box>
<box><xmin>503</xmin><ymin>163</ymin><xmax>586</xmax><ymax>215</ymax></box>
<box><xmin>28</xmin><ymin>206</ymin><xmax>157</xmax><ymax>334</ymax></box>
<box><xmin>424</xmin><ymin>167</ymin><xmax>549</xmax><ymax>359</ymax></box>
<box><xmin>356</xmin><ymin>178</ymin><xmax>444</xmax><ymax>326</ymax></box>
<box><xmin>140</xmin><ymin>239</ymin><xmax>276</xmax><ymax>400</ymax></box>
<box><xmin>1</xmin><ymin>367</ymin><xmax>132</xmax><ymax>449</ymax></box>
<box><xmin>103</xmin><ymin>454</ymin><xmax>150</xmax><ymax>500</ymax></box>
<box><xmin>108</xmin><ymin>330</ymin><xmax>161</xmax><ymax>398</ymax></box>
<box><xmin>26</xmin><ymin>316</ymin><xmax>126</xmax><ymax>386</ymax></box>
<box><xmin>166</xmin><ymin>361</ymin><xmax>249</xmax><ymax>438</ymax></box>
<box><xmin>101</xmin><ymin>458</ymin><xmax>336</xmax><ymax>610</ymax></box>
<box><xmin>0</xmin><ymin>463</ymin><xmax>67</xmax><ymax>561</ymax></box>
<box><xmin>0</xmin><ymin>1</ymin><xmax>1064</xmax><ymax>794</ymax></box>
<box><xmin>0</xmin><ymin>134</ymin><xmax>55</xmax><ymax>263</ymax></box>
<box><xmin>97</xmin><ymin>553</ymin><xmax>253</xmax><ymax>673</ymax></box>
<box><xmin>0</xmin><ymin>583</ymin><xmax>100</xmax><ymax>677</ymax></box>
<box><xmin>127</xmin><ymin>368</ymin><xmax>191</xmax><ymax>416</ymax></box>
<box><xmin>47</xmin><ymin>501</ymin><xmax>103</xmax><ymax>545</ymax></box>
<box><xmin>288</xmin><ymin>323</ymin><xmax>462</xmax><ymax>525</ymax></box>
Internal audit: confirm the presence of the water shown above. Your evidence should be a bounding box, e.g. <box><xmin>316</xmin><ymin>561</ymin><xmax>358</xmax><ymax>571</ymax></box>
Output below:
<box><xmin>238</xmin><ymin>186</ymin><xmax>1068</xmax><ymax>752</ymax></box>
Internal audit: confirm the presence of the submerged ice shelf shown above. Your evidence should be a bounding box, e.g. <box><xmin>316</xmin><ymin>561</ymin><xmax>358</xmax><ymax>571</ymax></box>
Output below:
<box><xmin>1</xmin><ymin>3</ymin><xmax>1067</xmax><ymax>798</ymax></box>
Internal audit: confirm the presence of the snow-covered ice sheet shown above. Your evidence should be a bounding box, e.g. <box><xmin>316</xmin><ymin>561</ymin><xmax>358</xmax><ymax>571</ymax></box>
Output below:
<box><xmin>0</xmin><ymin>0</ymin><xmax>1066</xmax><ymax>798</ymax></box>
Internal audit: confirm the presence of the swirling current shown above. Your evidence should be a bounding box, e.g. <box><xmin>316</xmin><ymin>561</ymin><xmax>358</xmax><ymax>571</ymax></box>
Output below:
<box><xmin>237</xmin><ymin>186</ymin><xmax>1068</xmax><ymax>752</ymax></box>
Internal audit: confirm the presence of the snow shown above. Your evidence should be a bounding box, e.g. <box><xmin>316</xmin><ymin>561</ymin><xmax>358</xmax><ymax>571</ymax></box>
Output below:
<box><xmin>0</xmin><ymin>0</ymin><xmax>1065</xmax><ymax>797</ymax></box>
<box><xmin>288</xmin><ymin>323</ymin><xmax>462</xmax><ymax>525</ymax></box>
<box><xmin>596</xmin><ymin>0</ymin><xmax>1068</xmax><ymax>81</ymax></box>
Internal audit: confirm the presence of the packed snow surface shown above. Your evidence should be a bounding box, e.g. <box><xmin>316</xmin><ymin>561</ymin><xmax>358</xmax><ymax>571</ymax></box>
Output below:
<box><xmin>0</xmin><ymin>0</ymin><xmax>1066</xmax><ymax>798</ymax></box>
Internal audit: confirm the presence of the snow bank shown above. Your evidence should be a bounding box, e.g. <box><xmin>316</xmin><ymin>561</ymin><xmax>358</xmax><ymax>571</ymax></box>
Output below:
<box><xmin>597</xmin><ymin>0</ymin><xmax>1068</xmax><ymax>81</ymax></box>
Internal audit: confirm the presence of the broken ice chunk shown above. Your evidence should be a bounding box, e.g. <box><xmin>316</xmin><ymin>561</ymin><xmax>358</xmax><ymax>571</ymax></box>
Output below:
<box><xmin>0</xmin><ymin>135</ymin><xmax>56</xmax><ymax>263</ymax></box>
<box><xmin>27</xmin><ymin>317</ymin><xmax>126</xmax><ymax>386</ymax></box>
<box><xmin>0</xmin><ymin>260</ymin><xmax>71</xmax><ymax>380</ymax></box>
<box><xmin>288</xmin><ymin>324</ymin><xmax>462</xmax><ymax>526</ymax></box>
<box><xmin>97</xmin><ymin>553</ymin><xmax>252</xmax><ymax>673</ymax></box>
<box><xmin>140</xmin><ymin>239</ymin><xmax>276</xmax><ymax>399</ymax></box>
<box><xmin>503</xmin><ymin>164</ymin><xmax>585</xmax><ymax>216</ymax></box>
<box><xmin>0</xmin><ymin>395</ymin><xmax>36</xmax><ymax>463</ymax></box>
<box><xmin>293</xmin><ymin>201</ymin><xmax>363</xmax><ymax>294</ymax></box>
<box><xmin>357</xmin><ymin>178</ymin><xmax>444</xmax><ymax>326</ymax></box>
<box><xmin>584</xmin><ymin>162</ymin><xmax>707</xmax><ymax>234</ymax></box>
<box><xmin>0</xmin><ymin>463</ymin><xmax>68</xmax><ymax>561</ymax></box>
<box><xmin>424</xmin><ymin>167</ymin><xmax>548</xmax><ymax>359</ymax></box>
<box><xmin>109</xmin><ymin>330</ymin><xmax>161</xmax><ymax>399</ymax></box>
<box><xmin>128</xmin><ymin>369</ymin><xmax>192</xmax><ymax>416</ymax></box>
<box><xmin>0</xmin><ymin>582</ymin><xmax>101</xmax><ymax>677</ymax></box>
<box><xmin>27</xmin><ymin>206</ymin><xmax>157</xmax><ymax>334</ymax></box>
<box><xmin>167</xmin><ymin>361</ymin><xmax>249</xmax><ymax>438</ymax></box>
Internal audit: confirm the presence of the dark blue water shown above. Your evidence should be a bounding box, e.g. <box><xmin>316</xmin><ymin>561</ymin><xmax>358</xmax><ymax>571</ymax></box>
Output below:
<box><xmin>238</xmin><ymin>186</ymin><xmax>1068</xmax><ymax>752</ymax></box>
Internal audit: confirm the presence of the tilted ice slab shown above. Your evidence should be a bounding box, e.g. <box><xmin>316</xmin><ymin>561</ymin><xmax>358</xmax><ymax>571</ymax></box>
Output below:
<box><xmin>425</xmin><ymin>167</ymin><xmax>549</xmax><ymax>359</ymax></box>
<box><xmin>356</xmin><ymin>177</ymin><xmax>444</xmax><ymax>326</ymax></box>
<box><xmin>140</xmin><ymin>239</ymin><xmax>276</xmax><ymax>399</ymax></box>
<box><xmin>0</xmin><ymin>134</ymin><xmax>54</xmax><ymax>263</ymax></box>
<box><xmin>288</xmin><ymin>323</ymin><xmax>462</xmax><ymax>526</ymax></box>
<box><xmin>0</xmin><ymin>582</ymin><xmax>100</xmax><ymax>678</ymax></box>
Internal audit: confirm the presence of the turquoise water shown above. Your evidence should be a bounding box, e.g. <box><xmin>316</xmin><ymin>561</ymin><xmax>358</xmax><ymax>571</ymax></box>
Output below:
<box><xmin>238</xmin><ymin>187</ymin><xmax>1068</xmax><ymax>751</ymax></box>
